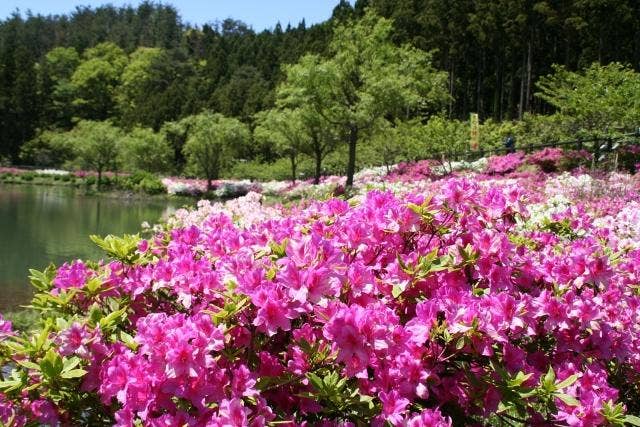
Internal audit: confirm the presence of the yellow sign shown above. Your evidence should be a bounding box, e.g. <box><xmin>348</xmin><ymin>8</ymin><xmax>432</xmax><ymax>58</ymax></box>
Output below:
<box><xmin>470</xmin><ymin>113</ymin><xmax>479</xmax><ymax>151</ymax></box>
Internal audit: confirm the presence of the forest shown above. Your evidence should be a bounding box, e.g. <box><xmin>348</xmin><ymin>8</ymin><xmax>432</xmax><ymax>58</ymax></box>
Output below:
<box><xmin>1</xmin><ymin>0</ymin><xmax>639</xmax><ymax>184</ymax></box>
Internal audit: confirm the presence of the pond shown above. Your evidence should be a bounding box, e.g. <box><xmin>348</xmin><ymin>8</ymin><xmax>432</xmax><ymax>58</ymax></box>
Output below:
<box><xmin>0</xmin><ymin>184</ymin><xmax>187</xmax><ymax>312</ymax></box>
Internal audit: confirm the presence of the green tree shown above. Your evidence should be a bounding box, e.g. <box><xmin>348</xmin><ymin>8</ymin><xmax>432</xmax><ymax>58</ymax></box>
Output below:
<box><xmin>254</xmin><ymin>108</ymin><xmax>306</xmax><ymax>183</ymax></box>
<box><xmin>19</xmin><ymin>129</ymin><xmax>75</xmax><ymax>167</ymax></box>
<box><xmin>61</xmin><ymin>120</ymin><xmax>122</xmax><ymax>189</ymax></box>
<box><xmin>278</xmin><ymin>10</ymin><xmax>449</xmax><ymax>187</ymax></box>
<box><xmin>117</xmin><ymin>47</ymin><xmax>193</xmax><ymax>129</ymax></box>
<box><xmin>212</xmin><ymin>65</ymin><xmax>272</xmax><ymax>121</ymax></box>
<box><xmin>536</xmin><ymin>62</ymin><xmax>640</xmax><ymax>134</ymax></box>
<box><xmin>71</xmin><ymin>42</ymin><xmax>127</xmax><ymax>120</ymax></box>
<box><xmin>119</xmin><ymin>127</ymin><xmax>173</xmax><ymax>173</ymax></box>
<box><xmin>38</xmin><ymin>47</ymin><xmax>81</xmax><ymax>129</ymax></box>
<box><xmin>182</xmin><ymin>112</ymin><xmax>250</xmax><ymax>191</ymax></box>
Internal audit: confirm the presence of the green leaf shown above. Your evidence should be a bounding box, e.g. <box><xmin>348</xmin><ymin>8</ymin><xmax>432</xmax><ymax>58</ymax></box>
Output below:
<box><xmin>625</xmin><ymin>415</ymin><xmax>640</xmax><ymax>426</ymax></box>
<box><xmin>391</xmin><ymin>283</ymin><xmax>406</xmax><ymax>299</ymax></box>
<box><xmin>62</xmin><ymin>356</ymin><xmax>81</xmax><ymax>371</ymax></box>
<box><xmin>90</xmin><ymin>234</ymin><xmax>141</xmax><ymax>263</ymax></box>
<box><xmin>85</xmin><ymin>277</ymin><xmax>103</xmax><ymax>294</ymax></box>
<box><xmin>556</xmin><ymin>373</ymin><xmax>580</xmax><ymax>389</ymax></box>
<box><xmin>28</xmin><ymin>266</ymin><xmax>56</xmax><ymax>292</ymax></box>
<box><xmin>40</xmin><ymin>348</ymin><xmax>64</xmax><ymax>379</ymax></box>
<box><xmin>60</xmin><ymin>369</ymin><xmax>87</xmax><ymax>379</ymax></box>
<box><xmin>555</xmin><ymin>393</ymin><xmax>580</xmax><ymax>407</ymax></box>
<box><xmin>307</xmin><ymin>372</ymin><xmax>324</xmax><ymax>391</ymax></box>
<box><xmin>120</xmin><ymin>331</ymin><xmax>138</xmax><ymax>350</ymax></box>
<box><xmin>508</xmin><ymin>371</ymin><xmax>533</xmax><ymax>388</ymax></box>
<box><xmin>16</xmin><ymin>360</ymin><xmax>40</xmax><ymax>370</ymax></box>
<box><xmin>99</xmin><ymin>307</ymin><xmax>127</xmax><ymax>330</ymax></box>
<box><xmin>542</xmin><ymin>366</ymin><xmax>556</xmax><ymax>391</ymax></box>
<box><xmin>0</xmin><ymin>379</ymin><xmax>23</xmax><ymax>392</ymax></box>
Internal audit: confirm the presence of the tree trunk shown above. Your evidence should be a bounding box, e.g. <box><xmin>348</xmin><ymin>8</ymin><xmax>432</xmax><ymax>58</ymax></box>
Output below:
<box><xmin>97</xmin><ymin>169</ymin><xmax>102</xmax><ymax>191</ymax></box>
<box><xmin>290</xmin><ymin>152</ymin><xmax>297</xmax><ymax>184</ymax></box>
<box><xmin>346</xmin><ymin>125</ymin><xmax>358</xmax><ymax>188</ymax></box>
<box><xmin>448</xmin><ymin>62</ymin><xmax>455</xmax><ymax>118</ymax></box>
<box><xmin>525</xmin><ymin>39</ymin><xmax>533</xmax><ymax>112</ymax></box>
<box><xmin>314</xmin><ymin>145</ymin><xmax>322</xmax><ymax>185</ymax></box>
<box><xmin>207</xmin><ymin>178</ymin><xmax>213</xmax><ymax>192</ymax></box>
<box><xmin>518</xmin><ymin>50</ymin><xmax>526</xmax><ymax>120</ymax></box>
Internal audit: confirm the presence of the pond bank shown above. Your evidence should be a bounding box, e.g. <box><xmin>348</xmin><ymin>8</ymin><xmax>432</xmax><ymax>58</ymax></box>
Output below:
<box><xmin>0</xmin><ymin>183</ymin><xmax>188</xmax><ymax>311</ymax></box>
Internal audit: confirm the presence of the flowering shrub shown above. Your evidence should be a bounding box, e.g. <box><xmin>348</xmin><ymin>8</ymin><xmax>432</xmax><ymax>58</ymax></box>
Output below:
<box><xmin>2</xmin><ymin>171</ymin><xmax>640</xmax><ymax>426</ymax></box>
<box><xmin>388</xmin><ymin>160</ymin><xmax>434</xmax><ymax>181</ymax></box>
<box><xmin>486</xmin><ymin>152</ymin><xmax>525</xmax><ymax>175</ymax></box>
<box><xmin>525</xmin><ymin>147</ymin><xmax>591</xmax><ymax>173</ymax></box>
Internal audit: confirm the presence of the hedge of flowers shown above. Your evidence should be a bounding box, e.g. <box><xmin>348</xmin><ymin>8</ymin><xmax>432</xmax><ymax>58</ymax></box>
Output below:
<box><xmin>2</xmin><ymin>169</ymin><xmax>640</xmax><ymax>426</ymax></box>
<box><xmin>485</xmin><ymin>148</ymin><xmax>593</xmax><ymax>176</ymax></box>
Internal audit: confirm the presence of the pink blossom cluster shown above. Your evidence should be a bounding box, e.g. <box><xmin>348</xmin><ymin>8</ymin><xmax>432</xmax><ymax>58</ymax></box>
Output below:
<box><xmin>486</xmin><ymin>152</ymin><xmax>525</xmax><ymax>174</ymax></box>
<box><xmin>387</xmin><ymin>160</ymin><xmax>434</xmax><ymax>181</ymax></box>
<box><xmin>526</xmin><ymin>147</ymin><xmax>592</xmax><ymax>173</ymax></box>
<box><xmin>73</xmin><ymin>170</ymin><xmax>122</xmax><ymax>178</ymax></box>
<box><xmin>0</xmin><ymin>167</ymin><xmax>27</xmax><ymax>175</ymax></box>
<box><xmin>2</xmin><ymin>173</ymin><xmax>640</xmax><ymax>425</ymax></box>
<box><xmin>485</xmin><ymin>148</ymin><xmax>593</xmax><ymax>175</ymax></box>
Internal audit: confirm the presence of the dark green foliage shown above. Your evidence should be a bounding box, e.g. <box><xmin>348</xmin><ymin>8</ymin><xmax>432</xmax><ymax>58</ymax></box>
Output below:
<box><xmin>1</xmin><ymin>0</ymin><xmax>640</xmax><ymax>171</ymax></box>
<box><xmin>121</xmin><ymin>171</ymin><xmax>165</xmax><ymax>195</ymax></box>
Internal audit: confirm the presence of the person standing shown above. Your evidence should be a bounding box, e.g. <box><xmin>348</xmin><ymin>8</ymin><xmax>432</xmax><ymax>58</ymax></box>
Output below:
<box><xmin>504</xmin><ymin>133</ymin><xmax>516</xmax><ymax>154</ymax></box>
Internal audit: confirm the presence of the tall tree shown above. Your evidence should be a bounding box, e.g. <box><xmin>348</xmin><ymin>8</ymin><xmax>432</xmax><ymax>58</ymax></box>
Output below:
<box><xmin>254</xmin><ymin>108</ymin><xmax>307</xmax><ymax>183</ymax></box>
<box><xmin>182</xmin><ymin>112</ymin><xmax>250</xmax><ymax>190</ymax></box>
<box><xmin>38</xmin><ymin>47</ymin><xmax>80</xmax><ymax>129</ymax></box>
<box><xmin>279</xmin><ymin>10</ymin><xmax>449</xmax><ymax>186</ymax></box>
<box><xmin>119</xmin><ymin>127</ymin><xmax>173</xmax><ymax>173</ymax></box>
<box><xmin>70</xmin><ymin>42</ymin><xmax>127</xmax><ymax>120</ymax></box>
<box><xmin>536</xmin><ymin>62</ymin><xmax>640</xmax><ymax>134</ymax></box>
<box><xmin>60</xmin><ymin>120</ymin><xmax>122</xmax><ymax>188</ymax></box>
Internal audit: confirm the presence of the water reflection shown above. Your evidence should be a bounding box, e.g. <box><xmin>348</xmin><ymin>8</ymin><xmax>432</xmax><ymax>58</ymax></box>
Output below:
<box><xmin>0</xmin><ymin>184</ymin><xmax>183</xmax><ymax>311</ymax></box>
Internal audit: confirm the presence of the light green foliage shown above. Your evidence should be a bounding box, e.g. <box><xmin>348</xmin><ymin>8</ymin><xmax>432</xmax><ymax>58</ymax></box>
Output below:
<box><xmin>278</xmin><ymin>10</ymin><xmax>449</xmax><ymax>186</ymax></box>
<box><xmin>182</xmin><ymin>112</ymin><xmax>250</xmax><ymax>190</ymax></box>
<box><xmin>536</xmin><ymin>63</ymin><xmax>640</xmax><ymax>135</ymax></box>
<box><xmin>254</xmin><ymin>108</ymin><xmax>308</xmax><ymax>183</ymax></box>
<box><xmin>415</xmin><ymin>116</ymin><xmax>469</xmax><ymax>157</ymax></box>
<box><xmin>71</xmin><ymin>42</ymin><xmax>127</xmax><ymax>120</ymax></box>
<box><xmin>43</xmin><ymin>47</ymin><xmax>80</xmax><ymax>82</ymax></box>
<box><xmin>365</xmin><ymin>116</ymin><xmax>468</xmax><ymax>167</ymax></box>
<box><xmin>117</xmin><ymin>47</ymin><xmax>164</xmax><ymax>127</ymax></box>
<box><xmin>90</xmin><ymin>234</ymin><xmax>142</xmax><ymax>265</ymax></box>
<box><xmin>480</xmin><ymin>119</ymin><xmax>521</xmax><ymax>151</ymax></box>
<box><xmin>116</xmin><ymin>47</ymin><xmax>191</xmax><ymax>129</ymax></box>
<box><xmin>119</xmin><ymin>127</ymin><xmax>173</xmax><ymax>173</ymax></box>
<box><xmin>60</xmin><ymin>120</ymin><xmax>122</xmax><ymax>188</ymax></box>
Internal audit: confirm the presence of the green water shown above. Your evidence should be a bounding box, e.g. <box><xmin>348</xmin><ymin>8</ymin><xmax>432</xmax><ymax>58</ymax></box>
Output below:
<box><xmin>0</xmin><ymin>184</ymin><xmax>185</xmax><ymax>312</ymax></box>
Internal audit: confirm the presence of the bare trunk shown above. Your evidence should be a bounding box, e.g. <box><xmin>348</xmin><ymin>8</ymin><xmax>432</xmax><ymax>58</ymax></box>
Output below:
<box><xmin>448</xmin><ymin>62</ymin><xmax>455</xmax><ymax>118</ymax></box>
<box><xmin>314</xmin><ymin>146</ymin><xmax>322</xmax><ymax>185</ymax></box>
<box><xmin>290</xmin><ymin>153</ymin><xmax>297</xmax><ymax>184</ymax></box>
<box><xmin>346</xmin><ymin>125</ymin><xmax>358</xmax><ymax>188</ymax></box>
<box><xmin>518</xmin><ymin>50</ymin><xmax>526</xmax><ymax>120</ymax></box>
<box><xmin>525</xmin><ymin>39</ymin><xmax>533</xmax><ymax>112</ymax></box>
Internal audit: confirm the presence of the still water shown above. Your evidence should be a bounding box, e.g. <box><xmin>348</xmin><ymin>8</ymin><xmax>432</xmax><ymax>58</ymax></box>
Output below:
<box><xmin>0</xmin><ymin>184</ymin><xmax>186</xmax><ymax>312</ymax></box>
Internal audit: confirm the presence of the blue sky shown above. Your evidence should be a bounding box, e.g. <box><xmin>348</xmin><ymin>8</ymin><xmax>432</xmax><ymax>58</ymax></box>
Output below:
<box><xmin>1</xmin><ymin>1</ymin><xmax>353</xmax><ymax>31</ymax></box>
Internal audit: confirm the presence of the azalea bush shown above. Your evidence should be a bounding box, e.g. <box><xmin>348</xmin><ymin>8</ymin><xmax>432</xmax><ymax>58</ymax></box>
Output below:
<box><xmin>486</xmin><ymin>152</ymin><xmax>525</xmax><ymax>175</ymax></box>
<box><xmin>485</xmin><ymin>149</ymin><xmax>592</xmax><ymax>175</ymax></box>
<box><xmin>2</xmin><ymin>170</ymin><xmax>640</xmax><ymax>426</ymax></box>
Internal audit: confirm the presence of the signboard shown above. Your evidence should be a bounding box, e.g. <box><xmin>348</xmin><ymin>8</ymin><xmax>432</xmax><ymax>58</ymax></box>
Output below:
<box><xmin>470</xmin><ymin>113</ymin><xmax>479</xmax><ymax>151</ymax></box>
